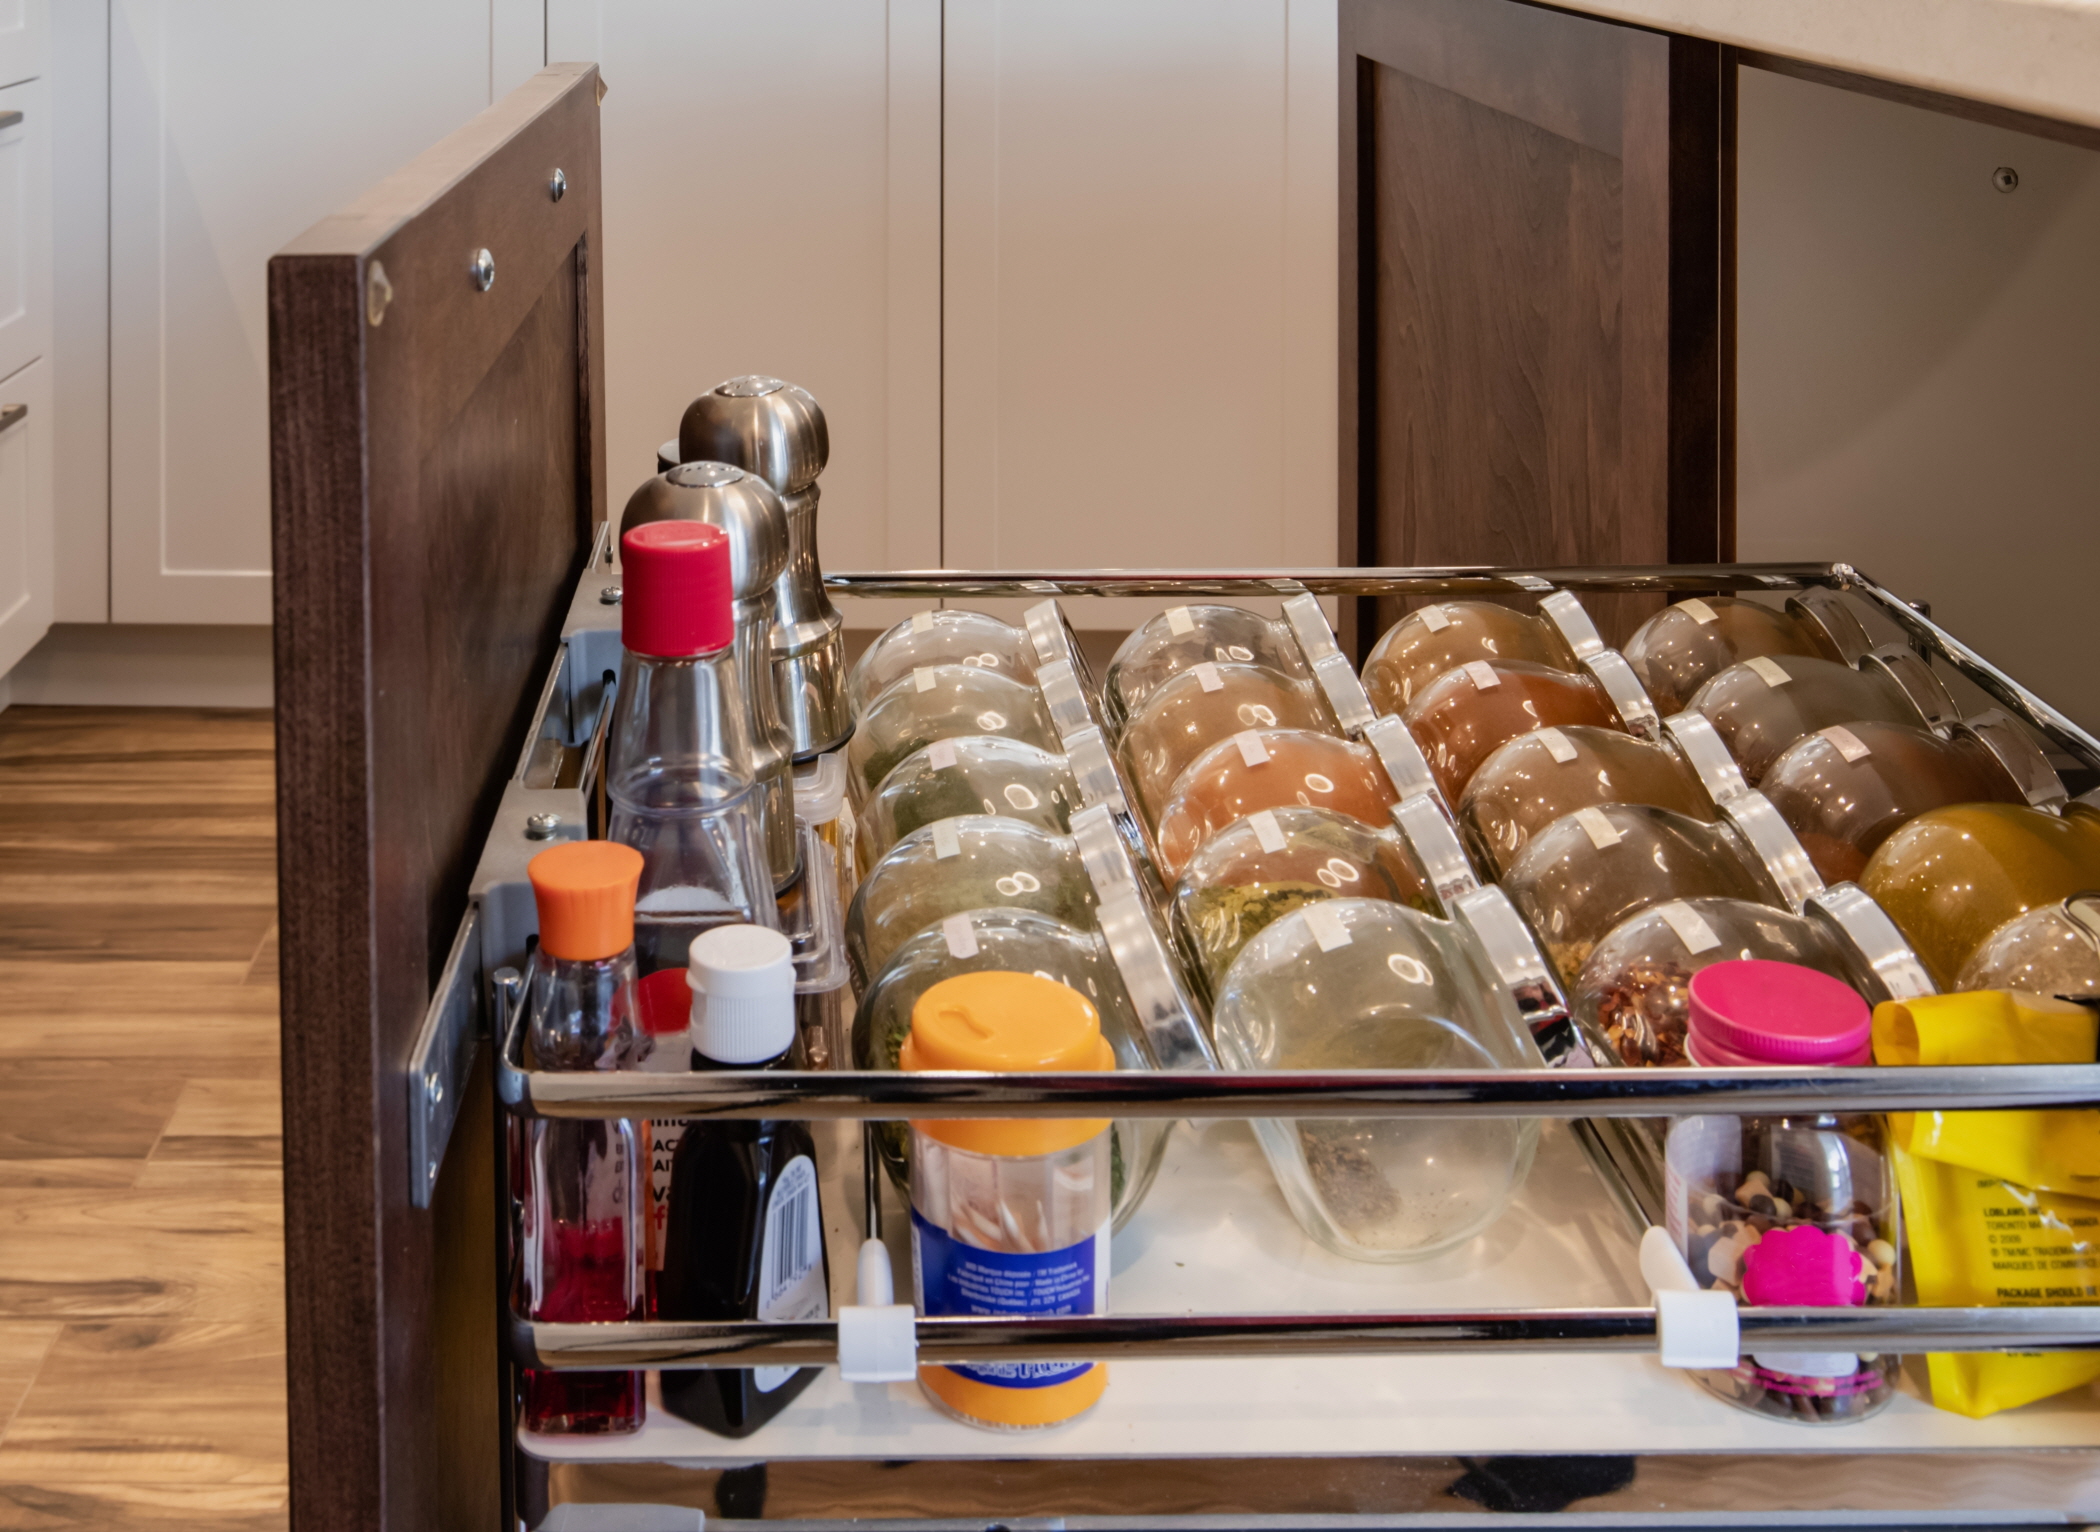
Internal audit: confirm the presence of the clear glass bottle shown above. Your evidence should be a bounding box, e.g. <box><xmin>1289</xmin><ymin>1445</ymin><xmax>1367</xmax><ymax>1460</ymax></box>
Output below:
<box><xmin>1104</xmin><ymin>604</ymin><xmax>1313</xmax><ymax>731</ymax></box>
<box><xmin>606</xmin><ymin>522</ymin><xmax>782</xmax><ymax>973</ymax></box>
<box><xmin>855</xmin><ymin>736</ymin><xmax>1080</xmax><ymax>875</ymax></box>
<box><xmin>1956</xmin><ymin>894</ymin><xmax>2100</xmax><ymax>999</ymax></box>
<box><xmin>1171</xmin><ymin>805</ymin><xmax>1435</xmax><ymax>989</ymax></box>
<box><xmin>849</xmin><ymin>609</ymin><xmax>1037</xmax><ymax>714</ymax></box>
<box><xmin>905</xmin><ymin>971</ymin><xmax>1115</xmax><ymax>1431</ymax></box>
<box><xmin>847</xmin><ymin>663</ymin><xmax>1059</xmax><ymax>801</ymax></box>
<box><xmin>659</xmin><ymin>925</ymin><xmax>831</xmax><ymax>1438</ymax></box>
<box><xmin>1861</xmin><ymin>801</ymin><xmax>2100</xmax><ymax>987</ymax></box>
<box><xmin>851</xmin><ymin>908</ymin><xmax>1167</xmax><ymax>1228</ymax></box>
<box><xmin>1686</xmin><ymin>649</ymin><xmax>1955</xmax><ymax>787</ymax></box>
<box><xmin>1152</xmin><ymin>728</ymin><xmax>1403</xmax><ymax>879</ymax></box>
<box><xmin>1210</xmin><ymin>898</ymin><xmax>1542</xmax><ymax>1261</ymax></box>
<box><xmin>847</xmin><ymin>816</ymin><xmax>1096</xmax><ymax>991</ymax></box>
<box><xmin>1665</xmin><ymin>959</ymin><xmax>1899</xmax><ymax>1424</ymax></box>
<box><xmin>519</xmin><ymin>841</ymin><xmax>647</xmax><ymax>1436</ymax></box>
<box><xmin>1503</xmin><ymin>802</ymin><xmax>1782</xmax><ymax>980</ymax></box>
<box><xmin>779</xmin><ymin>820</ymin><xmax>850</xmax><ymax>1070</ymax></box>
<box><xmin>1117</xmin><ymin>661</ymin><xmax>1333</xmax><ymax>828</ymax></box>
<box><xmin>1402</xmin><ymin>658</ymin><xmax>1623</xmax><ymax>804</ymax></box>
<box><xmin>1624</xmin><ymin>595</ymin><xmax>1867</xmax><ymax>716</ymax></box>
<box><xmin>1362</xmin><ymin>601</ymin><xmax>1582</xmax><ymax>716</ymax></box>
<box><xmin>1460</xmin><ymin>724</ymin><xmax>1716</xmax><ymax>878</ymax></box>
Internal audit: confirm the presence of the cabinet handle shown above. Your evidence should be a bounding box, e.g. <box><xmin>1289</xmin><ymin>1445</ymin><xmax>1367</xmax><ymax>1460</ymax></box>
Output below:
<box><xmin>0</xmin><ymin>404</ymin><xmax>26</xmax><ymax>433</ymax></box>
<box><xmin>0</xmin><ymin>111</ymin><xmax>20</xmax><ymax>132</ymax></box>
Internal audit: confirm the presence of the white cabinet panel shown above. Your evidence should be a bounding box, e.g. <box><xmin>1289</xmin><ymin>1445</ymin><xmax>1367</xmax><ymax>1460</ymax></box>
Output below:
<box><xmin>107</xmin><ymin>0</ymin><xmax>529</xmax><ymax>624</ymax></box>
<box><xmin>0</xmin><ymin>77</ymin><xmax>50</xmax><ymax>386</ymax></box>
<box><xmin>941</xmin><ymin>0</ymin><xmax>1336</xmax><ymax>623</ymax></box>
<box><xmin>0</xmin><ymin>354</ymin><xmax>54</xmax><ymax>677</ymax></box>
<box><xmin>0</xmin><ymin>0</ymin><xmax>46</xmax><ymax>90</ymax></box>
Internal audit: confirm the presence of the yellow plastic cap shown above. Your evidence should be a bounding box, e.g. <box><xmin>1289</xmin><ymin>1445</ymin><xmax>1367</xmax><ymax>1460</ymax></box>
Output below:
<box><xmin>527</xmin><ymin>840</ymin><xmax>643</xmax><ymax>962</ymax></box>
<box><xmin>901</xmin><ymin>971</ymin><xmax>1115</xmax><ymax>1157</ymax></box>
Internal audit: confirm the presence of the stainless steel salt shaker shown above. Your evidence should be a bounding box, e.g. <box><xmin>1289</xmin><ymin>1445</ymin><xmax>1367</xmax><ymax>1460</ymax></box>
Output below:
<box><xmin>620</xmin><ymin>463</ymin><xmax>801</xmax><ymax>892</ymax></box>
<box><xmin>678</xmin><ymin>377</ymin><xmax>853</xmax><ymax>759</ymax></box>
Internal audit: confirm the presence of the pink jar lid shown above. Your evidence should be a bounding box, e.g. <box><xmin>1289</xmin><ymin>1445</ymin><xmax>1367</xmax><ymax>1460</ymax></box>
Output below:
<box><xmin>1685</xmin><ymin>959</ymin><xmax>1872</xmax><ymax>1067</ymax></box>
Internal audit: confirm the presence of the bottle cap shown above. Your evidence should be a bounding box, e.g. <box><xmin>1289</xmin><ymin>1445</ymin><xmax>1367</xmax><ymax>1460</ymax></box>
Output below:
<box><xmin>527</xmin><ymin>840</ymin><xmax>643</xmax><ymax>962</ymax></box>
<box><xmin>901</xmin><ymin>971</ymin><xmax>1114</xmax><ymax>1157</ymax></box>
<box><xmin>687</xmin><ymin>923</ymin><xmax>796</xmax><ymax>1064</ymax></box>
<box><xmin>1685</xmin><ymin>958</ymin><xmax>1872</xmax><ymax>1067</ymax></box>
<box><xmin>621</xmin><ymin>521</ymin><xmax>734</xmax><ymax>658</ymax></box>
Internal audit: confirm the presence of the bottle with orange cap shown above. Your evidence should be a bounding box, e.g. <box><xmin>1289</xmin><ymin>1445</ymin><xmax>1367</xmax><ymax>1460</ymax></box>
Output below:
<box><xmin>606</xmin><ymin>520</ymin><xmax>782</xmax><ymax>978</ymax></box>
<box><xmin>904</xmin><ymin>970</ymin><xmax>1115</xmax><ymax>1430</ymax></box>
<box><xmin>519</xmin><ymin>840</ymin><xmax>649</xmax><ymax>1435</ymax></box>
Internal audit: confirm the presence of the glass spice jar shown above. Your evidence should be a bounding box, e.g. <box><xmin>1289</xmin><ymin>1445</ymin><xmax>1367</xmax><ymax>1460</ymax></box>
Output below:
<box><xmin>1117</xmin><ymin>661</ymin><xmax>1333</xmax><ymax>828</ymax></box>
<box><xmin>1152</xmin><ymin>728</ymin><xmax>1404</xmax><ymax>879</ymax></box>
<box><xmin>1402</xmin><ymin>658</ymin><xmax>1623</xmax><ymax>805</ymax></box>
<box><xmin>1624</xmin><ymin>595</ymin><xmax>1868</xmax><ymax>717</ymax></box>
<box><xmin>855</xmin><ymin>736</ymin><xmax>1080</xmax><ymax>876</ymax></box>
<box><xmin>1955</xmin><ymin>894</ymin><xmax>2100</xmax><ymax>999</ymax></box>
<box><xmin>848</xmin><ymin>609</ymin><xmax>1037</xmax><ymax>715</ymax></box>
<box><xmin>1361</xmin><ymin>601</ymin><xmax>1582</xmax><ymax>716</ymax></box>
<box><xmin>1103</xmin><ymin>604</ymin><xmax>1313</xmax><ymax>732</ymax></box>
<box><xmin>1685</xmin><ymin>649</ymin><xmax>1955</xmax><ymax>787</ymax></box>
<box><xmin>1665</xmin><ymin>960</ymin><xmax>1900</xmax><ymax>1425</ymax></box>
<box><xmin>1460</xmin><ymin>724</ymin><xmax>1716</xmax><ymax>878</ymax></box>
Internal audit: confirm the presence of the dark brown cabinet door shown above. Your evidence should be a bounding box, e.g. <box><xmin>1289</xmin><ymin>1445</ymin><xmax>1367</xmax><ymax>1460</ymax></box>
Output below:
<box><xmin>1339</xmin><ymin>0</ymin><xmax>1728</xmax><ymax>649</ymax></box>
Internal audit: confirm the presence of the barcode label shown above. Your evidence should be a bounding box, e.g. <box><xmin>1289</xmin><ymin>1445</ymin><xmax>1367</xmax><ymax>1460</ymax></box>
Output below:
<box><xmin>1418</xmin><ymin>604</ymin><xmax>1452</xmax><ymax>632</ymax></box>
<box><xmin>932</xmin><ymin>818</ymin><xmax>963</xmax><ymax>859</ymax></box>
<box><xmin>1236</xmin><ymin>731</ymin><xmax>1270</xmax><ymax>768</ymax></box>
<box><xmin>1746</xmin><ymin>656</ymin><xmax>1791</xmax><ymax>688</ymax></box>
<box><xmin>943</xmin><ymin>914</ymin><xmax>978</xmax><ymax>959</ymax></box>
<box><xmin>756</xmin><ymin>1155</ymin><xmax>829</xmax><ymax>1392</ymax></box>
<box><xmin>1537</xmin><ymin>727</ymin><xmax>1578</xmax><ymax>763</ymax></box>
<box><xmin>1250</xmin><ymin>809</ymin><xmax>1286</xmax><ymax>852</ymax></box>
<box><xmin>1193</xmin><ymin>661</ymin><xmax>1223</xmax><ymax>693</ymax></box>
<box><xmin>1464</xmin><ymin>660</ymin><xmax>1500</xmax><ymax>690</ymax></box>
<box><xmin>912</xmin><ymin>609</ymin><xmax>936</xmax><ymax>634</ymax></box>
<box><xmin>928</xmin><ymin>739</ymin><xmax>958</xmax><ymax>771</ymax></box>
<box><xmin>1657</xmin><ymin>901</ymin><xmax>1722</xmax><ymax>955</ymax></box>
<box><xmin>1679</xmin><ymin>598</ymin><xmax>1719</xmax><ymax>626</ymax></box>
<box><xmin>1820</xmin><ymin>725</ymin><xmax>1872</xmax><ymax>762</ymax></box>
<box><xmin>1167</xmin><ymin>606</ymin><xmax>1196</xmax><ymax>635</ymax></box>
<box><xmin>1304</xmin><ymin>904</ymin><xmax>1352</xmax><ymax>951</ymax></box>
<box><xmin>1575</xmin><ymin>806</ymin><xmax>1621</xmax><ymax>849</ymax></box>
<box><xmin>915</xmin><ymin>666</ymin><xmax>937</xmax><ymax>692</ymax></box>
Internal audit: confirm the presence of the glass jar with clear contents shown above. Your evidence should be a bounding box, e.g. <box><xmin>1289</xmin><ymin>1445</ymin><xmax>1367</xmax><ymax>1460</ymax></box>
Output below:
<box><xmin>1956</xmin><ymin>894</ymin><xmax>2100</xmax><ymax>998</ymax></box>
<box><xmin>1460</xmin><ymin>724</ymin><xmax>1716</xmax><ymax>878</ymax></box>
<box><xmin>1403</xmin><ymin>658</ymin><xmax>1624</xmax><ymax>804</ymax></box>
<box><xmin>851</xmin><ymin>907</ymin><xmax>1167</xmax><ymax>1229</ymax></box>
<box><xmin>856</xmin><ymin>736</ymin><xmax>1079</xmax><ymax>875</ymax></box>
<box><xmin>1503</xmin><ymin>802</ymin><xmax>1783</xmax><ymax>980</ymax></box>
<box><xmin>847</xmin><ymin>816</ymin><xmax>1097</xmax><ymax>990</ymax></box>
<box><xmin>1624</xmin><ymin>594</ymin><xmax>1869</xmax><ymax>716</ymax></box>
<box><xmin>1104</xmin><ymin>604</ymin><xmax>1312</xmax><ymax>731</ymax></box>
<box><xmin>1758</xmin><ymin>717</ymin><xmax>2051</xmax><ymax>883</ymax></box>
<box><xmin>1862</xmin><ymin>801</ymin><xmax>2100</xmax><ymax>987</ymax></box>
<box><xmin>1210</xmin><ymin>898</ymin><xmax>1543</xmax><ymax>1261</ymax></box>
<box><xmin>1153</xmin><ymin>728</ymin><xmax>1403</xmax><ymax>878</ymax></box>
<box><xmin>1171</xmin><ymin>805</ymin><xmax>1435</xmax><ymax>990</ymax></box>
<box><xmin>848</xmin><ymin>609</ymin><xmax>1037</xmax><ymax>715</ymax></box>
<box><xmin>1362</xmin><ymin>601</ymin><xmax>1582</xmax><ymax>716</ymax></box>
<box><xmin>847</xmin><ymin>664</ymin><xmax>1059</xmax><ymax>801</ymax></box>
<box><xmin>1686</xmin><ymin>648</ymin><xmax>1956</xmax><ymax>787</ymax></box>
<box><xmin>1665</xmin><ymin>960</ymin><xmax>1900</xmax><ymax>1425</ymax></box>
<box><xmin>1118</xmin><ymin>662</ymin><xmax>1334</xmax><ymax>827</ymax></box>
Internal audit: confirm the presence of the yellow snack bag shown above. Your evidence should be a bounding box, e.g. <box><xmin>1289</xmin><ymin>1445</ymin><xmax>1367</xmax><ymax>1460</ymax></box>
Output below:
<box><xmin>1873</xmin><ymin>990</ymin><xmax>2100</xmax><ymax>1417</ymax></box>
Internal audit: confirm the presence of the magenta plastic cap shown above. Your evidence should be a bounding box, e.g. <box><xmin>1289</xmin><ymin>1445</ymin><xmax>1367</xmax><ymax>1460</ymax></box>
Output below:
<box><xmin>621</xmin><ymin>521</ymin><xmax>734</xmax><ymax>657</ymax></box>
<box><xmin>1684</xmin><ymin>959</ymin><xmax>1872</xmax><ymax>1067</ymax></box>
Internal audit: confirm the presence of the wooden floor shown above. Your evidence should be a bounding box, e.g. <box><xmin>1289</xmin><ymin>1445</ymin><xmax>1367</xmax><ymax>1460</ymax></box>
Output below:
<box><xmin>0</xmin><ymin>707</ymin><xmax>286</xmax><ymax>1530</ymax></box>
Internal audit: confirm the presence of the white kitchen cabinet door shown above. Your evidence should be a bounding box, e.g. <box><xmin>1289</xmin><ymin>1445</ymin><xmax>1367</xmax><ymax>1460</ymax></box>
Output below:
<box><xmin>107</xmin><ymin>1</ymin><xmax>545</xmax><ymax>624</ymax></box>
<box><xmin>0</xmin><ymin>77</ymin><xmax>51</xmax><ymax>387</ymax></box>
<box><xmin>0</xmin><ymin>0</ymin><xmax>47</xmax><ymax>90</ymax></box>
<box><xmin>0</xmin><ymin>355</ymin><xmax>54</xmax><ymax>677</ymax></box>
<box><xmin>942</xmin><ymin>0</ymin><xmax>1337</xmax><ymax>622</ymax></box>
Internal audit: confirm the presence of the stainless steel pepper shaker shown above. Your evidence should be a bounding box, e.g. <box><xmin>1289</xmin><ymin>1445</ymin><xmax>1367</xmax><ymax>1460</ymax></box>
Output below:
<box><xmin>620</xmin><ymin>462</ymin><xmax>801</xmax><ymax>892</ymax></box>
<box><xmin>678</xmin><ymin>377</ymin><xmax>853</xmax><ymax>759</ymax></box>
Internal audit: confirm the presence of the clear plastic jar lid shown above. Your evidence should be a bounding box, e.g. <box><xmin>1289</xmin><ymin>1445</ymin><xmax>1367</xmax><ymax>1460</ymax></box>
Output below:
<box><xmin>1803</xmin><ymin>881</ymin><xmax>1937</xmax><ymax>1002</ymax></box>
<box><xmin>1093</xmin><ymin>884</ymin><xmax>1217</xmax><ymax>1072</ymax></box>
<box><xmin>1024</xmin><ymin>597</ymin><xmax>1095</xmax><ymax>690</ymax></box>
<box><xmin>1390</xmin><ymin>793</ymin><xmax>1480</xmax><ymax>912</ymax></box>
<box><xmin>1719</xmin><ymin>790</ymin><xmax>1826</xmax><ymax>911</ymax></box>
<box><xmin>1036</xmin><ymin>658</ymin><xmax>1101</xmax><ymax>743</ymax></box>
<box><xmin>1538</xmin><ymin>591</ymin><xmax>1606</xmax><ymax>661</ymax></box>
<box><xmin>1585</xmin><ymin>649</ymin><xmax>1664</xmax><ymax>742</ymax></box>
<box><xmin>1283</xmin><ymin>593</ymin><xmax>1376</xmax><ymax>735</ymax></box>
<box><xmin>1786</xmin><ymin>587</ymin><xmax>1874</xmax><ymax>664</ymax></box>
<box><xmin>1361</xmin><ymin>714</ymin><xmax>1443</xmax><ymax>804</ymax></box>
<box><xmin>1664</xmin><ymin>709</ymin><xmax>1752</xmax><ymax>805</ymax></box>
<box><xmin>1450</xmin><ymin>883</ymin><xmax>1580</xmax><ymax>1066</ymax></box>
<box><xmin>1860</xmin><ymin>644</ymin><xmax>1958</xmax><ymax>731</ymax></box>
<box><xmin>1960</xmin><ymin>708</ymin><xmax>2068</xmax><ymax>811</ymax></box>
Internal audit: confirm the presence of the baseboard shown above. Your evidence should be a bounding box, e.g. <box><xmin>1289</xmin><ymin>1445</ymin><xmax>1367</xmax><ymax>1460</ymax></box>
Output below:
<box><xmin>3</xmin><ymin>624</ymin><xmax>275</xmax><ymax>709</ymax></box>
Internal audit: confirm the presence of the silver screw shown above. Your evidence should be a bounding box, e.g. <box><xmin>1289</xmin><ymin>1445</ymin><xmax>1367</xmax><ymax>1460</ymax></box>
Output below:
<box><xmin>524</xmin><ymin>811</ymin><xmax>562</xmax><ymax>840</ymax></box>
<box><xmin>550</xmin><ymin>168</ymin><xmax>568</xmax><ymax>203</ymax></box>
<box><xmin>1993</xmin><ymin>166</ymin><xmax>2020</xmax><ymax>193</ymax></box>
<box><xmin>599</xmin><ymin>584</ymin><xmax>623</xmax><ymax>605</ymax></box>
<box><xmin>365</xmin><ymin>260</ymin><xmax>393</xmax><ymax>327</ymax></box>
<box><xmin>426</xmin><ymin>1075</ymin><xmax>443</xmax><ymax>1104</ymax></box>
<box><xmin>470</xmin><ymin>248</ymin><xmax>496</xmax><ymax>292</ymax></box>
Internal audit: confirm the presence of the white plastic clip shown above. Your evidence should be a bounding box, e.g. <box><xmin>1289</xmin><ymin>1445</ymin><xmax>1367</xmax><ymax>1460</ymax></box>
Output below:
<box><xmin>837</xmin><ymin>1238</ymin><xmax>919</xmax><ymax>1383</ymax></box>
<box><xmin>1640</xmin><ymin>1226</ymin><xmax>1739</xmax><ymax>1370</ymax></box>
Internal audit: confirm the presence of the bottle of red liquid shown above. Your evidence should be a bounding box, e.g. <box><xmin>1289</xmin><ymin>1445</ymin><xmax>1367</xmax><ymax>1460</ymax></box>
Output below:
<box><xmin>658</xmin><ymin>924</ymin><xmax>830</xmax><ymax>1437</ymax></box>
<box><xmin>520</xmin><ymin>840</ymin><xmax>649</xmax><ymax>1434</ymax></box>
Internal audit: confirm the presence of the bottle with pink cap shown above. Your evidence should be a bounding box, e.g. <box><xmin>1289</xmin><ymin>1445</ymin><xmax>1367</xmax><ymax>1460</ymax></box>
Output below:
<box><xmin>1662</xmin><ymin>958</ymin><xmax>1902</xmax><ymax>1423</ymax></box>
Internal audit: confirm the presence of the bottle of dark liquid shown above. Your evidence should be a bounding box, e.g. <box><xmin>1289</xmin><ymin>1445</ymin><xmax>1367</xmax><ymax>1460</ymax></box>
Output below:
<box><xmin>659</xmin><ymin>923</ymin><xmax>830</xmax><ymax>1437</ymax></box>
<box><xmin>606</xmin><ymin>521</ymin><xmax>778</xmax><ymax>975</ymax></box>
<box><xmin>520</xmin><ymin>840</ymin><xmax>648</xmax><ymax>1434</ymax></box>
